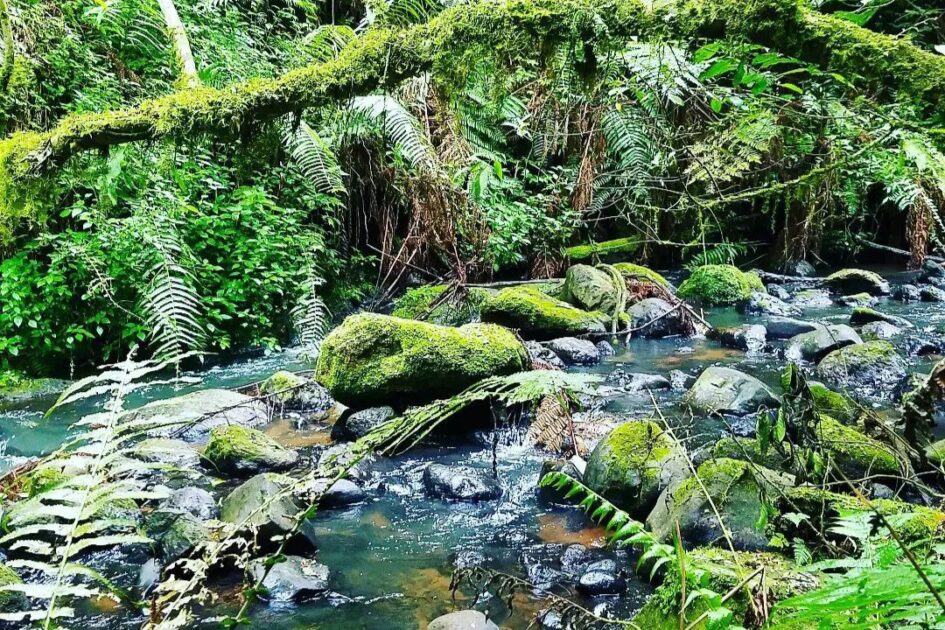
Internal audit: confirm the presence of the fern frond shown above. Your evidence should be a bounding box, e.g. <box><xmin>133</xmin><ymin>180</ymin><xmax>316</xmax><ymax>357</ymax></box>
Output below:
<box><xmin>291</xmin><ymin>271</ymin><xmax>330</xmax><ymax>358</ymax></box>
<box><xmin>287</xmin><ymin>121</ymin><xmax>346</xmax><ymax>195</ymax></box>
<box><xmin>350</xmin><ymin>95</ymin><xmax>436</xmax><ymax>170</ymax></box>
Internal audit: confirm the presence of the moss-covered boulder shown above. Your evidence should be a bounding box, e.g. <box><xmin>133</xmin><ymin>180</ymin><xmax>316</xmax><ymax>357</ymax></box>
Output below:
<box><xmin>203</xmin><ymin>425</ymin><xmax>299</xmax><ymax>477</ymax></box>
<box><xmin>808</xmin><ymin>382</ymin><xmax>858</xmax><ymax>425</ymax></box>
<box><xmin>583</xmin><ymin>420</ymin><xmax>689</xmax><ymax>518</ymax></box>
<box><xmin>817</xmin><ymin>341</ymin><xmax>907</xmax><ymax>399</ymax></box>
<box><xmin>315</xmin><ymin>313</ymin><xmax>528</xmax><ymax>406</ymax></box>
<box><xmin>785</xmin><ymin>324</ymin><xmax>862</xmax><ymax>362</ymax></box>
<box><xmin>259</xmin><ymin>370</ymin><xmax>333</xmax><ymax>412</ymax></box>
<box><xmin>712</xmin><ymin>436</ymin><xmax>794</xmax><ymax>471</ymax></box>
<box><xmin>814</xmin><ymin>415</ymin><xmax>899</xmax><ymax>479</ymax></box>
<box><xmin>824</xmin><ymin>268</ymin><xmax>890</xmax><ymax>296</ymax></box>
<box><xmin>849</xmin><ymin>307</ymin><xmax>912</xmax><ymax>329</ymax></box>
<box><xmin>390</xmin><ymin>284</ymin><xmax>492</xmax><ymax>326</ymax></box>
<box><xmin>677</xmin><ymin>265</ymin><xmax>764</xmax><ymax>306</ymax></box>
<box><xmin>613</xmin><ymin>262</ymin><xmax>670</xmax><ymax>288</ymax></box>
<box><xmin>479</xmin><ymin>286</ymin><xmax>609</xmax><ymax>340</ymax></box>
<box><xmin>561</xmin><ymin>264</ymin><xmax>619</xmax><ymax>313</ymax></box>
<box><xmin>684</xmin><ymin>366</ymin><xmax>779</xmax><ymax>415</ymax></box>
<box><xmin>646</xmin><ymin>458</ymin><xmax>794</xmax><ymax>551</ymax></box>
<box><xmin>0</xmin><ymin>563</ymin><xmax>25</xmax><ymax>613</ymax></box>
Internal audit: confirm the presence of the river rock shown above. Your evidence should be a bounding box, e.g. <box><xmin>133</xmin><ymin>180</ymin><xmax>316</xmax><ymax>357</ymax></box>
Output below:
<box><xmin>480</xmin><ymin>286</ymin><xmax>609</xmax><ymax>339</ymax></box>
<box><xmin>849</xmin><ymin>307</ymin><xmax>912</xmax><ymax>329</ymax></box>
<box><xmin>627</xmin><ymin>298</ymin><xmax>684</xmax><ymax>338</ymax></box>
<box><xmin>785</xmin><ymin>324</ymin><xmax>862</xmax><ymax>362</ymax></box>
<box><xmin>247</xmin><ymin>555</ymin><xmax>330</xmax><ymax>605</ymax></box>
<box><xmin>525</xmin><ymin>340</ymin><xmax>566</xmax><ymax>369</ymax></box>
<box><xmin>316</xmin><ymin>313</ymin><xmax>528</xmax><ymax>407</ymax></box>
<box><xmin>684</xmin><ymin>367</ymin><xmax>779</xmax><ymax>415</ymax></box>
<box><xmin>646</xmin><ymin>458</ymin><xmax>793</xmax><ymax>551</ymax></box>
<box><xmin>562</xmin><ymin>264</ymin><xmax>619</xmax><ymax>313</ymax></box>
<box><xmin>920</xmin><ymin>259</ymin><xmax>945</xmax><ymax>283</ymax></box>
<box><xmin>543</xmin><ymin>337</ymin><xmax>601</xmax><ymax>365</ymax></box>
<box><xmin>784</xmin><ymin>260</ymin><xmax>817</xmax><ymax>277</ymax></box>
<box><xmin>332</xmin><ymin>406</ymin><xmax>396</xmax><ymax>441</ymax></box>
<box><xmin>423</xmin><ymin>464</ymin><xmax>501</xmax><ymax>501</ymax></box>
<box><xmin>596</xmin><ymin>340</ymin><xmax>615</xmax><ymax>357</ymax></box>
<box><xmin>538</xmin><ymin>459</ymin><xmax>584</xmax><ymax>503</ymax></box>
<box><xmin>860</xmin><ymin>321</ymin><xmax>902</xmax><ymax>340</ymax></box>
<box><xmin>259</xmin><ymin>370</ymin><xmax>333</xmax><ymax>413</ymax></box>
<box><xmin>669</xmin><ymin>370</ymin><xmax>695</xmax><ymax>391</ymax></box>
<box><xmin>836</xmin><ymin>293</ymin><xmax>877</xmax><ymax>307</ymax></box>
<box><xmin>814</xmin><ymin>415</ymin><xmax>899</xmax><ymax>479</ymax></box>
<box><xmin>713</xmin><ymin>324</ymin><xmax>766</xmax><ymax>352</ymax></box>
<box><xmin>203</xmin><ymin>425</ymin><xmax>298</xmax><ymax>477</ymax></box>
<box><xmin>765</xmin><ymin>317</ymin><xmax>820</xmax><ymax>339</ymax></box>
<box><xmin>135</xmin><ymin>389</ymin><xmax>269</xmax><ymax>443</ymax></box>
<box><xmin>824</xmin><ymin>268</ymin><xmax>890</xmax><ymax>295</ymax></box>
<box><xmin>765</xmin><ymin>283</ymin><xmax>791</xmax><ymax>301</ymax></box>
<box><xmin>677</xmin><ymin>265</ymin><xmax>765</xmax><ymax>306</ymax></box>
<box><xmin>817</xmin><ymin>341</ymin><xmax>908</xmax><ymax>399</ymax></box>
<box><xmin>146</xmin><ymin>509</ymin><xmax>211</xmax><ymax>563</ymax></box>
<box><xmin>894</xmin><ymin>284</ymin><xmax>922</xmax><ymax>302</ymax></box>
<box><xmin>320</xmin><ymin>479</ymin><xmax>366</xmax><ymax>508</ymax></box>
<box><xmin>583</xmin><ymin>420</ymin><xmax>689</xmax><ymax>517</ymax></box>
<box><xmin>133</xmin><ymin>438</ymin><xmax>201</xmax><ymax>469</ymax></box>
<box><xmin>559</xmin><ymin>544</ymin><xmax>591</xmax><ymax>575</ymax></box>
<box><xmin>220</xmin><ymin>473</ymin><xmax>316</xmax><ymax>547</ymax></box>
<box><xmin>428</xmin><ymin>611</ymin><xmax>499</xmax><ymax>630</ymax></box>
<box><xmin>921</xmin><ymin>285</ymin><xmax>945</xmax><ymax>302</ymax></box>
<box><xmin>904</xmin><ymin>336</ymin><xmax>945</xmax><ymax>356</ymax></box>
<box><xmin>162</xmin><ymin>486</ymin><xmax>218</xmax><ymax>520</ymax></box>
<box><xmin>577</xmin><ymin>561</ymin><xmax>626</xmax><ymax>595</ymax></box>
<box><xmin>791</xmin><ymin>289</ymin><xmax>833</xmax><ymax>308</ymax></box>
<box><xmin>741</xmin><ymin>291</ymin><xmax>799</xmax><ymax>317</ymax></box>
<box><xmin>607</xmin><ymin>369</ymin><xmax>671</xmax><ymax>392</ymax></box>
<box><xmin>809</xmin><ymin>382</ymin><xmax>858</xmax><ymax>425</ymax></box>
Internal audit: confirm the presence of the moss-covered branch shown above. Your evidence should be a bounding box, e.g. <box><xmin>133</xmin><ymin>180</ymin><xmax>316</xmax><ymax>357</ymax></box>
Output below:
<box><xmin>2</xmin><ymin>0</ymin><xmax>945</xmax><ymax>234</ymax></box>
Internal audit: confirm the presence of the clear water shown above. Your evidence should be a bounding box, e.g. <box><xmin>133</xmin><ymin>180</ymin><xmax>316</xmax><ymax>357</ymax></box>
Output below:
<box><xmin>2</xmin><ymin>272</ymin><xmax>943</xmax><ymax>629</ymax></box>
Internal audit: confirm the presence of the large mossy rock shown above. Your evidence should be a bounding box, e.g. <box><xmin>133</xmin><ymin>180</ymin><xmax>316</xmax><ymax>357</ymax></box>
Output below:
<box><xmin>583</xmin><ymin>420</ymin><xmax>689</xmax><ymax>517</ymax></box>
<box><xmin>849</xmin><ymin>306</ymin><xmax>912</xmax><ymax>329</ymax></box>
<box><xmin>561</xmin><ymin>264</ymin><xmax>619</xmax><ymax>313</ymax></box>
<box><xmin>613</xmin><ymin>262</ymin><xmax>670</xmax><ymax>288</ymax></box>
<box><xmin>203</xmin><ymin>425</ymin><xmax>298</xmax><ymax>477</ymax></box>
<box><xmin>133</xmin><ymin>389</ymin><xmax>269</xmax><ymax>443</ymax></box>
<box><xmin>391</xmin><ymin>284</ymin><xmax>492</xmax><ymax>326</ymax></box>
<box><xmin>646</xmin><ymin>458</ymin><xmax>793</xmax><ymax>551</ymax></box>
<box><xmin>814</xmin><ymin>415</ymin><xmax>899</xmax><ymax>479</ymax></box>
<box><xmin>785</xmin><ymin>324</ymin><xmax>862</xmax><ymax>362</ymax></box>
<box><xmin>684</xmin><ymin>366</ymin><xmax>779</xmax><ymax>415</ymax></box>
<box><xmin>315</xmin><ymin>313</ymin><xmax>528</xmax><ymax>407</ymax></box>
<box><xmin>479</xmin><ymin>286</ymin><xmax>608</xmax><ymax>339</ymax></box>
<box><xmin>816</xmin><ymin>341</ymin><xmax>907</xmax><ymax>399</ymax></box>
<box><xmin>823</xmin><ymin>268</ymin><xmax>890</xmax><ymax>296</ymax></box>
<box><xmin>220</xmin><ymin>473</ymin><xmax>316</xmax><ymax>547</ymax></box>
<box><xmin>677</xmin><ymin>265</ymin><xmax>764</xmax><ymax>306</ymax></box>
<box><xmin>808</xmin><ymin>382</ymin><xmax>858</xmax><ymax>425</ymax></box>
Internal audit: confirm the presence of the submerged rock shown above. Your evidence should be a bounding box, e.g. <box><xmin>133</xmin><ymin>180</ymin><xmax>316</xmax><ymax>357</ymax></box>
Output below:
<box><xmin>712</xmin><ymin>324</ymin><xmax>766</xmax><ymax>352</ymax></box>
<box><xmin>785</xmin><ymin>324</ymin><xmax>861</xmax><ymax>362</ymax></box>
<box><xmin>134</xmin><ymin>389</ymin><xmax>269</xmax><ymax>443</ymax></box>
<box><xmin>248</xmin><ymin>556</ymin><xmax>330</xmax><ymax>606</ymax></box>
<box><xmin>203</xmin><ymin>425</ymin><xmax>298</xmax><ymax>477</ymax></box>
<box><xmin>543</xmin><ymin>337</ymin><xmax>601</xmax><ymax>365</ymax></box>
<box><xmin>627</xmin><ymin>298</ymin><xmax>685</xmax><ymax>338</ymax></box>
<box><xmin>562</xmin><ymin>264</ymin><xmax>619</xmax><ymax>313</ymax></box>
<box><xmin>684</xmin><ymin>367</ymin><xmax>779</xmax><ymax>415</ymax></box>
<box><xmin>259</xmin><ymin>371</ymin><xmax>333</xmax><ymax>413</ymax></box>
<box><xmin>677</xmin><ymin>265</ymin><xmax>764</xmax><ymax>306</ymax></box>
<box><xmin>817</xmin><ymin>341</ymin><xmax>907</xmax><ymax>399</ymax></box>
<box><xmin>331</xmin><ymin>406</ymin><xmax>396</xmax><ymax>441</ymax></box>
<box><xmin>765</xmin><ymin>317</ymin><xmax>820</xmax><ymax>339</ymax></box>
<box><xmin>742</xmin><ymin>291</ymin><xmax>799</xmax><ymax>317</ymax></box>
<box><xmin>428</xmin><ymin>611</ymin><xmax>499</xmax><ymax>630</ymax></box>
<box><xmin>583</xmin><ymin>420</ymin><xmax>689</xmax><ymax>517</ymax></box>
<box><xmin>316</xmin><ymin>313</ymin><xmax>528</xmax><ymax>407</ymax></box>
<box><xmin>824</xmin><ymin>268</ymin><xmax>890</xmax><ymax>295</ymax></box>
<box><xmin>423</xmin><ymin>464</ymin><xmax>501</xmax><ymax>501</ymax></box>
<box><xmin>646</xmin><ymin>458</ymin><xmax>793</xmax><ymax>551</ymax></box>
<box><xmin>480</xmin><ymin>286</ymin><xmax>609</xmax><ymax>339</ymax></box>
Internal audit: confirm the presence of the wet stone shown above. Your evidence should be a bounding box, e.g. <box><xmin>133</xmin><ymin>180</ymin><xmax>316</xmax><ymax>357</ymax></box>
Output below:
<box><xmin>559</xmin><ymin>544</ymin><xmax>591</xmax><ymax>575</ymax></box>
<box><xmin>525</xmin><ymin>341</ymin><xmax>566</xmax><ymax>369</ymax></box>
<box><xmin>765</xmin><ymin>317</ymin><xmax>820</xmax><ymax>340</ymax></box>
<box><xmin>423</xmin><ymin>464</ymin><xmax>501</xmax><ymax>501</ymax></box>
<box><xmin>596</xmin><ymin>340</ymin><xmax>616</xmax><ymax>357</ymax></box>
<box><xmin>161</xmin><ymin>486</ymin><xmax>218</xmax><ymax>520</ymax></box>
<box><xmin>320</xmin><ymin>479</ymin><xmax>366</xmax><ymax>509</ymax></box>
<box><xmin>428</xmin><ymin>611</ymin><xmax>500</xmax><ymax>630</ymax></box>
<box><xmin>921</xmin><ymin>285</ymin><xmax>945</xmax><ymax>302</ymax></box>
<box><xmin>894</xmin><ymin>284</ymin><xmax>922</xmax><ymax>302</ymax></box>
<box><xmin>543</xmin><ymin>337</ymin><xmax>601</xmax><ymax>365</ymax></box>
<box><xmin>331</xmin><ymin>406</ymin><xmax>396</xmax><ymax>441</ymax></box>
<box><xmin>247</xmin><ymin>555</ymin><xmax>330</xmax><ymax>605</ymax></box>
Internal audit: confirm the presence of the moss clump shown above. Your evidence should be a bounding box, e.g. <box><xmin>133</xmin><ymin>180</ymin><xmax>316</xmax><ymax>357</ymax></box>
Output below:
<box><xmin>823</xmin><ymin>268</ymin><xmax>889</xmax><ymax>295</ymax></box>
<box><xmin>479</xmin><ymin>286</ymin><xmax>608</xmax><ymax>339</ymax></box>
<box><xmin>613</xmin><ymin>262</ymin><xmax>670</xmax><ymax>287</ymax></box>
<box><xmin>259</xmin><ymin>370</ymin><xmax>306</xmax><ymax>403</ymax></box>
<box><xmin>808</xmin><ymin>382</ymin><xmax>858</xmax><ymax>425</ymax></box>
<box><xmin>815</xmin><ymin>414</ymin><xmax>898</xmax><ymax>478</ymax></box>
<box><xmin>677</xmin><ymin>265</ymin><xmax>764</xmax><ymax>306</ymax></box>
<box><xmin>563</xmin><ymin>236</ymin><xmax>640</xmax><ymax>261</ymax></box>
<box><xmin>21</xmin><ymin>465</ymin><xmax>67</xmax><ymax>498</ymax></box>
<box><xmin>315</xmin><ymin>313</ymin><xmax>528</xmax><ymax>406</ymax></box>
<box><xmin>0</xmin><ymin>563</ymin><xmax>24</xmax><ymax>612</ymax></box>
<box><xmin>712</xmin><ymin>436</ymin><xmax>793</xmax><ymax>471</ymax></box>
<box><xmin>0</xmin><ymin>370</ymin><xmax>69</xmax><ymax>401</ymax></box>
<box><xmin>391</xmin><ymin>285</ymin><xmax>492</xmax><ymax>326</ymax></box>
<box><xmin>583</xmin><ymin>420</ymin><xmax>687</xmax><ymax>517</ymax></box>
<box><xmin>203</xmin><ymin>425</ymin><xmax>298</xmax><ymax>476</ymax></box>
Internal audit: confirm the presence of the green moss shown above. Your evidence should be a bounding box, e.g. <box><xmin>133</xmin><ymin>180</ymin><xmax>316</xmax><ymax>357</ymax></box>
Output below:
<box><xmin>712</xmin><ymin>436</ymin><xmax>793</xmax><ymax>471</ymax></box>
<box><xmin>0</xmin><ymin>370</ymin><xmax>69</xmax><ymax>401</ymax></box>
<box><xmin>0</xmin><ymin>562</ymin><xmax>24</xmax><ymax>612</ymax></box>
<box><xmin>815</xmin><ymin>414</ymin><xmax>898</xmax><ymax>477</ymax></box>
<box><xmin>808</xmin><ymin>382</ymin><xmax>857</xmax><ymax>425</ymax></box>
<box><xmin>205</xmin><ymin>425</ymin><xmax>282</xmax><ymax>464</ymax></box>
<box><xmin>563</xmin><ymin>236</ymin><xmax>641</xmax><ymax>261</ymax></box>
<box><xmin>390</xmin><ymin>285</ymin><xmax>491</xmax><ymax>326</ymax></box>
<box><xmin>677</xmin><ymin>265</ymin><xmax>764</xmax><ymax>306</ymax></box>
<box><xmin>823</xmin><ymin>268</ymin><xmax>888</xmax><ymax>295</ymax></box>
<box><xmin>817</xmin><ymin>340</ymin><xmax>898</xmax><ymax>373</ymax></box>
<box><xmin>259</xmin><ymin>370</ymin><xmax>306</xmax><ymax>403</ymax></box>
<box><xmin>612</xmin><ymin>262</ymin><xmax>670</xmax><ymax>287</ymax></box>
<box><xmin>315</xmin><ymin>312</ymin><xmax>528</xmax><ymax>406</ymax></box>
<box><xmin>21</xmin><ymin>465</ymin><xmax>67</xmax><ymax>498</ymax></box>
<box><xmin>479</xmin><ymin>285</ymin><xmax>608</xmax><ymax>339</ymax></box>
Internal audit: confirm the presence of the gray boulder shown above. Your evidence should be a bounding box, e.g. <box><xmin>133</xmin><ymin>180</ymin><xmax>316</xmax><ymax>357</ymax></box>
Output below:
<box><xmin>791</xmin><ymin>289</ymin><xmax>833</xmax><ymax>308</ymax></box>
<box><xmin>607</xmin><ymin>369</ymin><xmax>672</xmax><ymax>392</ymax></box>
<box><xmin>247</xmin><ymin>555</ymin><xmax>330</xmax><ymax>605</ymax></box>
<box><xmin>817</xmin><ymin>341</ymin><xmax>907</xmax><ymax>400</ymax></box>
<box><xmin>920</xmin><ymin>259</ymin><xmax>945</xmax><ymax>282</ymax></box>
<box><xmin>765</xmin><ymin>283</ymin><xmax>791</xmax><ymax>300</ymax></box>
<box><xmin>220</xmin><ymin>473</ymin><xmax>316</xmax><ymax>547</ymax></box>
<box><xmin>713</xmin><ymin>325</ymin><xmax>766</xmax><ymax>352</ymax></box>
<box><xmin>543</xmin><ymin>337</ymin><xmax>601</xmax><ymax>365</ymax></box>
<box><xmin>562</xmin><ymin>264</ymin><xmax>619</xmax><ymax>313</ymax></box>
<box><xmin>860</xmin><ymin>321</ymin><xmax>903</xmax><ymax>340</ymax></box>
<box><xmin>133</xmin><ymin>438</ymin><xmax>201</xmax><ymax>469</ymax></box>
<box><xmin>742</xmin><ymin>292</ymin><xmax>800</xmax><ymax>317</ymax></box>
<box><xmin>596</xmin><ymin>340</ymin><xmax>616</xmax><ymax>357</ymax></box>
<box><xmin>627</xmin><ymin>298</ymin><xmax>685</xmax><ymax>338</ymax></box>
<box><xmin>259</xmin><ymin>371</ymin><xmax>334</xmax><ymax>414</ymax></box>
<box><xmin>134</xmin><ymin>389</ymin><xmax>269</xmax><ymax>443</ymax></box>
<box><xmin>836</xmin><ymin>293</ymin><xmax>877</xmax><ymax>307</ymax></box>
<box><xmin>162</xmin><ymin>487</ymin><xmax>218</xmax><ymax>520</ymax></box>
<box><xmin>146</xmin><ymin>509</ymin><xmax>210</xmax><ymax>563</ymax></box>
<box><xmin>320</xmin><ymin>479</ymin><xmax>366</xmax><ymax>508</ymax></box>
<box><xmin>765</xmin><ymin>317</ymin><xmax>820</xmax><ymax>340</ymax></box>
<box><xmin>894</xmin><ymin>284</ymin><xmax>922</xmax><ymax>302</ymax></box>
<box><xmin>684</xmin><ymin>367</ymin><xmax>779</xmax><ymax>415</ymax></box>
<box><xmin>423</xmin><ymin>464</ymin><xmax>501</xmax><ymax>501</ymax></box>
<box><xmin>332</xmin><ymin>406</ymin><xmax>396</xmax><ymax>441</ymax></box>
<box><xmin>785</xmin><ymin>325</ymin><xmax>862</xmax><ymax>362</ymax></box>
<box><xmin>525</xmin><ymin>341</ymin><xmax>566</xmax><ymax>369</ymax></box>
<box><xmin>428</xmin><ymin>611</ymin><xmax>499</xmax><ymax>630</ymax></box>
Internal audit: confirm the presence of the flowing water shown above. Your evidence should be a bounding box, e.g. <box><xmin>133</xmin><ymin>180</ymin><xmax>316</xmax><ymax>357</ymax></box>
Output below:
<box><xmin>1</xmin><ymin>269</ymin><xmax>943</xmax><ymax>629</ymax></box>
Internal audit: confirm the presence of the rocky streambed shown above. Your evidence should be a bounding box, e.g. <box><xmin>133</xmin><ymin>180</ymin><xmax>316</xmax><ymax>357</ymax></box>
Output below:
<box><xmin>1</xmin><ymin>261</ymin><xmax>945</xmax><ymax>628</ymax></box>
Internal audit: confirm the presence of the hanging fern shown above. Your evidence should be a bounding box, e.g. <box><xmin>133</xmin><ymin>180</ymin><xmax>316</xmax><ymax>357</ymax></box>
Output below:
<box><xmin>349</xmin><ymin>95</ymin><xmax>436</xmax><ymax>170</ymax></box>
<box><xmin>287</xmin><ymin>121</ymin><xmax>346</xmax><ymax>196</ymax></box>
<box><xmin>291</xmin><ymin>270</ymin><xmax>330</xmax><ymax>358</ymax></box>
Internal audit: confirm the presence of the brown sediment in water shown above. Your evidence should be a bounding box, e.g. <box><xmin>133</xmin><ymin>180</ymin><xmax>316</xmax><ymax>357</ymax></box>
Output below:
<box><xmin>263</xmin><ymin>417</ymin><xmax>333</xmax><ymax>448</ymax></box>
<box><xmin>659</xmin><ymin>346</ymin><xmax>743</xmax><ymax>367</ymax></box>
<box><xmin>364</xmin><ymin>510</ymin><xmax>392</xmax><ymax>529</ymax></box>
<box><xmin>537</xmin><ymin>513</ymin><xmax>607</xmax><ymax>547</ymax></box>
<box><xmin>400</xmin><ymin>566</ymin><xmax>466</xmax><ymax>626</ymax></box>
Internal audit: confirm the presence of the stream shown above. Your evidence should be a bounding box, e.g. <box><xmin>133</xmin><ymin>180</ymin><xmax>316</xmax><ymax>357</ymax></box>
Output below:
<box><xmin>1</xmin><ymin>267</ymin><xmax>943</xmax><ymax>629</ymax></box>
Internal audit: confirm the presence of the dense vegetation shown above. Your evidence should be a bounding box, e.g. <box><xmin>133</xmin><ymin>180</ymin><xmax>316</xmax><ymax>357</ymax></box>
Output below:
<box><xmin>1</xmin><ymin>0</ymin><xmax>945</xmax><ymax>628</ymax></box>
